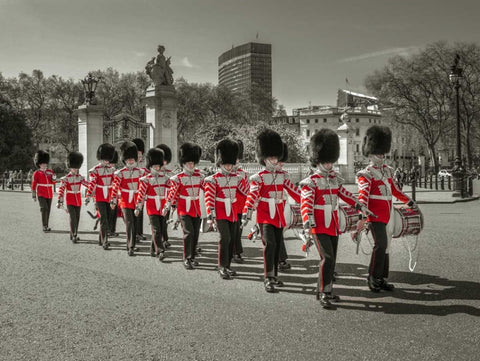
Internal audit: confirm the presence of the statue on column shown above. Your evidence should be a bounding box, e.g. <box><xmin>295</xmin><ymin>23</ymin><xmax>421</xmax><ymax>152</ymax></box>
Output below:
<box><xmin>145</xmin><ymin>45</ymin><xmax>174</xmax><ymax>87</ymax></box>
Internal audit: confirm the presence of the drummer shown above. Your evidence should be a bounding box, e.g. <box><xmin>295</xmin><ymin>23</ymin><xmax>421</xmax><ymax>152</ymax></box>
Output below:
<box><xmin>356</xmin><ymin>125</ymin><xmax>417</xmax><ymax>292</ymax></box>
<box><xmin>300</xmin><ymin>129</ymin><xmax>368</xmax><ymax>308</ymax></box>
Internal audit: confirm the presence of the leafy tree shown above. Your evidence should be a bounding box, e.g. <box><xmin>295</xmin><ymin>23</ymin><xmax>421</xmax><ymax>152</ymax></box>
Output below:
<box><xmin>0</xmin><ymin>95</ymin><xmax>35</xmax><ymax>172</ymax></box>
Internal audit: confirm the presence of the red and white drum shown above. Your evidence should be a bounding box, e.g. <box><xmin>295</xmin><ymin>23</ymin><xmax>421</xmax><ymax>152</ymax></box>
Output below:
<box><xmin>338</xmin><ymin>205</ymin><xmax>362</xmax><ymax>233</ymax></box>
<box><xmin>392</xmin><ymin>206</ymin><xmax>423</xmax><ymax>238</ymax></box>
<box><xmin>284</xmin><ymin>203</ymin><xmax>302</xmax><ymax>229</ymax></box>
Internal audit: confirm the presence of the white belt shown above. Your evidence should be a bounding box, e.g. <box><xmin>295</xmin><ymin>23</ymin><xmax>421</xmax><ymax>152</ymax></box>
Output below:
<box><xmin>66</xmin><ymin>190</ymin><xmax>80</xmax><ymax>194</ymax></box>
<box><xmin>259</xmin><ymin>197</ymin><xmax>283</xmax><ymax>220</ymax></box>
<box><xmin>37</xmin><ymin>184</ymin><xmax>53</xmax><ymax>187</ymax></box>
<box><xmin>369</xmin><ymin>195</ymin><xmax>391</xmax><ymax>200</ymax></box>
<box><xmin>180</xmin><ymin>195</ymin><xmax>200</xmax><ymax>213</ymax></box>
<box><xmin>97</xmin><ymin>184</ymin><xmax>112</xmax><ymax>199</ymax></box>
<box><xmin>313</xmin><ymin>204</ymin><xmax>338</xmax><ymax>228</ymax></box>
<box><xmin>147</xmin><ymin>195</ymin><xmax>162</xmax><ymax>211</ymax></box>
<box><xmin>215</xmin><ymin>197</ymin><xmax>237</xmax><ymax>217</ymax></box>
<box><xmin>121</xmin><ymin>188</ymin><xmax>137</xmax><ymax>203</ymax></box>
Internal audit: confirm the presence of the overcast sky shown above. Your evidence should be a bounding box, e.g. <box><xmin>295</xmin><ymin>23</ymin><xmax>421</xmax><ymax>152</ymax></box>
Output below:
<box><xmin>1</xmin><ymin>0</ymin><xmax>479</xmax><ymax>113</ymax></box>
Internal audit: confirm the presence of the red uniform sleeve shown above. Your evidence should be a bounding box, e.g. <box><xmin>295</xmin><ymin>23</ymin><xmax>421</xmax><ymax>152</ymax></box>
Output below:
<box><xmin>300</xmin><ymin>183</ymin><xmax>314</xmax><ymax>226</ymax></box>
<box><xmin>57</xmin><ymin>178</ymin><xmax>66</xmax><ymax>203</ymax></box>
<box><xmin>110</xmin><ymin>172</ymin><xmax>121</xmax><ymax>202</ymax></box>
<box><xmin>165</xmin><ymin>176</ymin><xmax>181</xmax><ymax>205</ymax></box>
<box><xmin>357</xmin><ymin>175</ymin><xmax>371</xmax><ymax>208</ymax></box>
<box><xmin>86</xmin><ymin>170</ymin><xmax>97</xmax><ymax>198</ymax></box>
<box><xmin>31</xmin><ymin>171</ymin><xmax>38</xmax><ymax>193</ymax></box>
<box><xmin>338</xmin><ymin>185</ymin><xmax>358</xmax><ymax>207</ymax></box>
<box><xmin>244</xmin><ymin>178</ymin><xmax>260</xmax><ymax>212</ymax></box>
<box><xmin>390</xmin><ymin>178</ymin><xmax>411</xmax><ymax>204</ymax></box>
<box><xmin>136</xmin><ymin>178</ymin><xmax>148</xmax><ymax>209</ymax></box>
<box><xmin>204</xmin><ymin>178</ymin><xmax>216</xmax><ymax>216</ymax></box>
<box><xmin>284</xmin><ymin>178</ymin><xmax>301</xmax><ymax>204</ymax></box>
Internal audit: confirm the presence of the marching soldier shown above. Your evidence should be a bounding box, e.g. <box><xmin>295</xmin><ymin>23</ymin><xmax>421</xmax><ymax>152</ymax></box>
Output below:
<box><xmin>108</xmin><ymin>150</ymin><xmax>120</xmax><ymax>237</ymax></box>
<box><xmin>278</xmin><ymin>141</ymin><xmax>292</xmax><ymax>271</ymax></box>
<box><xmin>135</xmin><ymin>148</ymin><xmax>169</xmax><ymax>260</ymax></box>
<box><xmin>56</xmin><ymin>152</ymin><xmax>88</xmax><ymax>243</ymax></box>
<box><xmin>242</xmin><ymin>129</ymin><xmax>301</xmax><ymax>293</ymax></box>
<box><xmin>356</xmin><ymin>125</ymin><xmax>417</xmax><ymax>292</ymax></box>
<box><xmin>232</xmin><ymin>139</ymin><xmax>248</xmax><ymax>263</ymax></box>
<box><xmin>163</xmin><ymin>143</ymin><xmax>204</xmax><ymax>270</ymax></box>
<box><xmin>132</xmin><ymin>138</ymin><xmax>148</xmax><ymax>241</ymax></box>
<box><xmin>156</xmin><ymin>143</ymin><xmax>174</xmax><ymax>248</ymax></box>
<box><xmin>110</xmin><ymin>141</ymin><xmax>142</xmax><ymax>256</ymax></box>
<box><xmin>204</xmin><ymin>139</ymin><xmax>248</xmax><ymax>279</ymax></box>
<box><xmin>300</xmin><ymin>129</ymin><xmax>368</xmax><ymax>308</ymax></box>
<box><xmin>85</xmin><ymin>143</ymin><xmax>116</xmax><ymax>250</ymax></box>
<box><xmin>31</xmin><ymin>150</ymin><xmax>56</xmax><ymax>232</ymax></box>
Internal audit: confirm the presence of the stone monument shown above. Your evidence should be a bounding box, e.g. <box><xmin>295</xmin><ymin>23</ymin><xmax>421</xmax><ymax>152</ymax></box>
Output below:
<box><xmin>77</xmin><ymin>73</ymin><xmax>104</xmax><ymax>177</ymax></box>
<box><xmin>144</xmin><ymin>45</ymin><xmax>178</xmax><ymax>163</ymax></box>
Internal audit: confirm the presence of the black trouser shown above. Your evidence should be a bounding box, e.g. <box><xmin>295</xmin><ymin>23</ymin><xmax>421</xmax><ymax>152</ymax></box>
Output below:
<box><xmin>313</xmin><ymin>233</ymin><xmax>338</xmax><ymax>293</ymax></box>
<box><xmin>136</xmin><ymin>209</ymin><xmax>144</xmax><ymax>236</ymax></box>
<box><xmin>217</xmin><ymin>219</ymin><xmax>236</xmax><ymax>268</ymax></box>
<box><xmin>149</xmin><ymin>214</ymin><xmax>166</xmax><ymax>253</ymax></box>
<box><xmin>180</xmin><ymin>215</ymin><xmax>201</xmax><ymax>260</ymax></box>
<box><xmin>259</xmin><ymin>223</ymin><xmax>283</xmax><ymax>278</ymax></box>
<box><xmin>96</xmin><ymin>201</ymin><xmax>110</xmax><ymax>246</ymax></box>
<box><xmin>232</xmin><ymin>214</ymin><xmax>243</xmax><ymax>256</ymax></box>
<box><xmin>38</xmin><ymin>197</ymin><xmax>52</xmax><ymax>228</ymax></box>
<box><xmin>369</xmin><ymin>222</ymin><xmax>389</xmax><ymax>279</ymax></box>
<box><xmin>162</xmin><ymin>209</ymin><xmax>170</xmax><ymax>243</ymax></box>
<box><xmin>123</xmin><ymin>208</ymin><xmax>137</xmax><ymax>250</ymax></box>
<box><xmin>279</xmin><ymin>237</ymin><xmax>288</xmax><ymax>263</ymax></box>
<box><xmin>109</xmin><ymin>204</ymin><xmax>118</xmax><ymax>233</ymax></box>
<box><xmin>66</xmin><ymin>205</ymin><xmax>81</xmax><ymax>240</ymax></box>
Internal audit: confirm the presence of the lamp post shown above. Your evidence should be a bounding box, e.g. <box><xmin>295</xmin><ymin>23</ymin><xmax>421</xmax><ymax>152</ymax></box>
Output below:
<box><xmin>81</xmin><ymin>73</ymin><xmax>101</xmax><ymax>105</ymax></box>
<box><xmin>449</xmin><ymin>54</ymin><xmax>465</xmax><ymax>197</ymax></box>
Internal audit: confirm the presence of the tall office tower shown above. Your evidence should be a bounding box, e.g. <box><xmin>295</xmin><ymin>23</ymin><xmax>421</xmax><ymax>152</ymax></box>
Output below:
<box><xmin>218</xmin><ymin>42</ymin><xmax>272</xmax><ymax>105</ymax></box>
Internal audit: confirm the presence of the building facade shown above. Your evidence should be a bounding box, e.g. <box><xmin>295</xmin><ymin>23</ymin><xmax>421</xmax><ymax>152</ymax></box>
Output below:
<box><xmin>218</xmin><ymin>42</ymin><xmax>272</xmax><ymax>103</ymax></box>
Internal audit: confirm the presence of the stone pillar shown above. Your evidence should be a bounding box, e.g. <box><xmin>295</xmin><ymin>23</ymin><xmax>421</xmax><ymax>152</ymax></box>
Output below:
<box><xmin>337</xmin><ymin>124</ymin><xmax>355</xmax><ymax>183</ymax></box>
<box><xmin>143</xmin><ymin>85</ymin><xmax>178</xmax><ymax>163</ymax></box>
<box><xmin>77</xmin><ymin>104</ymin><xmax>104</xmax><ymax>178</ymax></box>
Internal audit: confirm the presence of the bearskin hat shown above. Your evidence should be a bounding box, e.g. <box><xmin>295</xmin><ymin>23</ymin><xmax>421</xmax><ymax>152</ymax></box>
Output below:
<box><xmin>310</xmin><ymin>129</ymin><xmax>340</xmax><ymax>166</ymax></box>
<box><xmin>280</xmin><ymin>142</ymin><xmax>289</xmax><ymax>163</ymax></box>
<box><xmin>120</xmin><ymin>141</ymin><xmax>138</xmax><ymax>163</ymax></box>
<box><xmin>216</xmin><ymin>138</ymin><xmax>239</xmax><ymax>166</ymax></box>
<box><xmin>67</xmin><ymin>151</ymin><xmax>83</xmax><ymax>169</ymax></box>
<box><xmin>96</xmin><ymin>143</ymin><xmax>115</xmax><ymax>161</ymax></box>
<box><xmin>132</xmin><ymin>138</ymin><xmax>145</xmax><ymax>154</ymax></box>
<box><xmin>256</xmin><ymin>129</ymin><xmax>283</xmax><ymax>165</ymax></box>
<box><xmin>34</xmin><ymin>150</ymin><xmax>49</xmax><ymax>167</ymax></box>
<box><xmin>156</xmin><ymin>144</ymin><xmax>172</xmax><ymax>164</ymax></box>
<box><xmin>111</xmin><ymin>150</ymin><xmax>119</xmax><ymax>165</ymax></box>
<box><xmin>236</xmin><ymin>139</ymin><xmax>244</xmax><ymax>161</ymax></box>
<box><xmin>362</xmin><ymin>125</ymin><xmax>392</xmax><ymax>156</ymax></box>
<box><xmin>146</xmin><ymin>148</ymin><xmax>164</xmax><ymax>168</ymax></box>
<box><xmin>179</xmin><ymin>142</ymin><xmax>201</xmax><ymax>165</ymax></box>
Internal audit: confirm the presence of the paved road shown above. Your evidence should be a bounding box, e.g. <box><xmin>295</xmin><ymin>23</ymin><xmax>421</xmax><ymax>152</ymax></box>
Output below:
<box><xmin>0</xmin><ymin>192</ymin><xmax>478</xmax><ymax>360</ymax></box>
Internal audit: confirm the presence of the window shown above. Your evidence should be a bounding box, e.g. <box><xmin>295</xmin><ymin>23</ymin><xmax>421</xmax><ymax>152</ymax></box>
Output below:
<box><xmin>324</xmin><ymin>118</ymin><xmax>327</xmax><ymax>123</ymax></box>
<box><xmin>306</xmin><ymin>129</ymin><xmax>310</xmax><ymax>137</ymax></box>
<box><xmin>355</xmin><ymin>128</ymin><xmax>360</xmax><ymax>136</ymax></box>
<box><xmin>315</xmin><ymin>119</ymin><xmax>318</xmax><ymax>123</ymax></box>
<box><xmin>369</xmin><ymin>119</ymin><xmax>372</xmax><ymax>123</ymax></box>
<box><xmin>374</xmin><ymin>119</ymin><xmax>376</xmax><ymax>124</ymax></box>
<box><xmin>356</xmin><ymin>144</ymin><xmax>360</xmax><ymax>153</ymax></box>
<box><xmin>306</xmin><ymin>119</ymin><xmax>310</xmax><ymax>124</ymax></box>
<box><xmin>356</xmin><ymin>118</ymin><xmax>359</xmax><ymax>123</ymax></box>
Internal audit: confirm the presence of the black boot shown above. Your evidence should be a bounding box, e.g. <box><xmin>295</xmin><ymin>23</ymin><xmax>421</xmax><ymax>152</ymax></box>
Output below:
<box><xmin>219</xmin><ymin>267</ymin><xmax>231</xmax><ymax>280</ymax></box>
<box><xmin>319</xmin><ymin>293</ymin><xmax>333</xmax><ymax>309</ymax></box>
<box><xmin>367</xmin><ymin>276</ymin><xmax>381</xmax><ymax>292</ymax></box>
<box><xmin>379</xmin><ymin>279</ymin><xmax>395</xmax><ymax>291</ymax></box>
<box><xmin>264</xmin><ymin>278</ymin><xmax>275</xmax><ymax>293</ymax></box>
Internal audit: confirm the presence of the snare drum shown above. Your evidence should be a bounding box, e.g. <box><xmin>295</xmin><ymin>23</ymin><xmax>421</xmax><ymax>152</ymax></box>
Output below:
<box><xmin>392</xmin><ymin>206</ymin><xmax>423</xmax><ymax>238</ymax></box>
<box><xmin>338</xmin><ymin>205</ymin><xmax>362</xmax><ymax>233</ymax></box>
<box><xmin>284</xmin><ymin>203</ymin><xmax>302</xmax><ymax>229</ymax></box>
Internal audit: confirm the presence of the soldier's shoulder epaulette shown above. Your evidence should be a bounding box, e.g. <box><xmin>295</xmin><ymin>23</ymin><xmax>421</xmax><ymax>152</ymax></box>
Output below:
<box><xmin>299</xmin><ymin>176</ymin><xmax>315</xmax><ymax>188</ymax></box>
<box><xmin>249</xmin><ymin>173</ymin><xmax>262</xmax><ymax>183</ymax></box>
<box><xmin>204</xmin><ymin>175</ymin><xmax>215</xmax><ymax>185</ymax></box>
<box><xmin>384</xmin><ymin>165</ymin><xmax>394</xmax><ymax>177</ymax></box>
<box><xmin>356</xmin><ymin>168</ymin><xmax>373</xmax><ymax>180</ymax></box>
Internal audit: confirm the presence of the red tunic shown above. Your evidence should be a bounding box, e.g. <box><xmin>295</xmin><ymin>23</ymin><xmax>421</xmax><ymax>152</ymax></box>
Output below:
<box><xmin>243</xmin><ymin>169</ymin><xmax>301</xmax><ymax>228</ymax></box>
<box><xmin>165</xmin><ymin>169</ymin><xmax>204</xmax><ymax>218</ymax></box>
<box><xmin>57</xmin><ymin>173</ymin><xmax>88</xmax><ymax>207</ymax></box>
<box><xmin>233</xmin><ymin>167</ymin><xmax>248</xmax><ymax>215</ymax></box>
<box><xmin>31</xmin><ymin>169</ymin><xmax>56</xmax><ymax>199</ymax></box>
<box><xmin>300</xmin><ymin>170</ymin><xmax>358</xmax><ymax>236</ymax></box>
<box><xmin>86</xmin><ymin>163</ymin><xmax>116</xmax><ymax>203</ymax></box>
<box><xmin>136</xmin><ymin>172</ymin><xmax>169</xmax><ymax>216</ymax></box>
<box><xmin>357</xmin><ymin>164</ymin><xmax>412</xmax><ymax>224</ymax></box>
<box><xmin>110</xmin><ymin>167</ymin><xmax>142</xmax><ymax>210</ymax></box>
<box><xmin>204</xmin><ymin>170</ymin><xmax>249</xmax><ymax>222</ymax></box>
